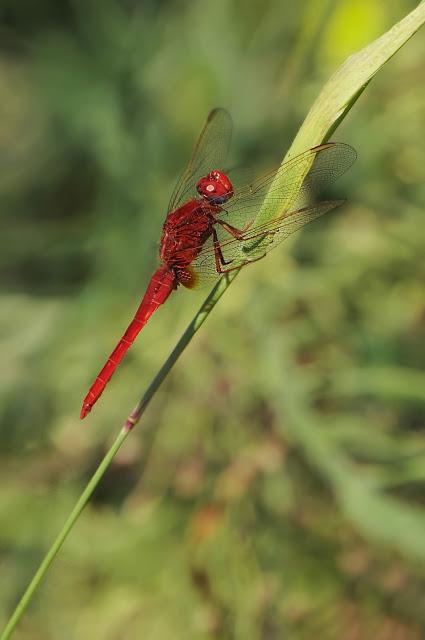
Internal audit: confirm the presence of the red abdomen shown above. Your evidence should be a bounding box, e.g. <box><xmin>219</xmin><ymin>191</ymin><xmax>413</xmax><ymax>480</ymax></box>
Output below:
<box><xmin>80</xmin><ymin>265</ymin><xmax>176</xmax><ymax>419</ymax></box>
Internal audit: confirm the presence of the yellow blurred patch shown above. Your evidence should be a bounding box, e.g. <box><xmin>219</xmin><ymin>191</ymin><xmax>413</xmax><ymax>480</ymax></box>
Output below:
<box><xmin>321</xmin><ymin>0</ymin><xmax>387</xmax><ymax>64</ymax></box>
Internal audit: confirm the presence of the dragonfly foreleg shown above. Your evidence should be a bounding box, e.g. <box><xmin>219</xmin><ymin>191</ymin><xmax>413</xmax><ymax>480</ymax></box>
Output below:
<box><xmin>215</xmin><ymin>218</ymin><xmax>254</xmax><ymax>239</ymax></box>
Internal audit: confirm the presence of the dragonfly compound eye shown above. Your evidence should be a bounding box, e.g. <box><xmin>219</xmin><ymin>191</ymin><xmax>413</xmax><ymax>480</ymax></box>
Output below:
<box><xmin>196</xmin><ymin>170</ymin><xmax>234</xmax><ymax>204</ymax></box>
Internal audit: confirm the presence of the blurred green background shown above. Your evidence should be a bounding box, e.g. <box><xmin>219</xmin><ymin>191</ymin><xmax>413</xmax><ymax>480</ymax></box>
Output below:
<box><xmin>1</xmin><ymin>0</ymin><xmax>425</xmax><ymax>638</ymax></box>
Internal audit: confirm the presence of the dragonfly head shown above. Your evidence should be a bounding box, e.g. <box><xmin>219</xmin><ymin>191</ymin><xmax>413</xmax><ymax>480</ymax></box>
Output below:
<box><xmin>196</xmin><ymin>170</ymin><xmax>234</xmax><ymax>205</ymax></box>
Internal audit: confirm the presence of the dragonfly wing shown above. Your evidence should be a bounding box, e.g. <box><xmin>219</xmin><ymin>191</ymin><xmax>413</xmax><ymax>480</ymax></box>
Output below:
<box><xmin>235</xmin><ymin>200</ymin><xmax>345</xmax><ymax>262</ymax></box>
<box><xmin>168</xmin><ymin>108</ymin><xmax>233</xmax><ymax>212</ymax></box>
<box><xmin>186</xmin><ymin>235</ymin><xmax>221</xmax><ymax>289</ymax></box>
<box><xmin>291</xmin><ymin>142</ymin><xmax>357</xmax><ymax>210</ymax></box>
<box><xmin>190</xmin><ymin>200</ymin><xmax>345</xmax><ymax>284</ymax></box>
<box><xmin>222</xmin><ymin>143</ymin><xmax>356</xmax><ymax>231</ymax></box>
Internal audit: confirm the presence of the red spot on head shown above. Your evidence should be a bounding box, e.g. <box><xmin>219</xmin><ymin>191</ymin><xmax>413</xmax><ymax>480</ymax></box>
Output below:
<box><xmin>196</xmin><ymin>170</ymin><xmax>233</xmax><ymax>205</ymax></box>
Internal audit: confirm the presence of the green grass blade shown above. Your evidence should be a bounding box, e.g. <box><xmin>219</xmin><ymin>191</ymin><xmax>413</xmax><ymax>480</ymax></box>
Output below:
<box><xmin>256</xmin><ymin>0</ymin><xmax>425</xmax><ymax>228</ymax></box>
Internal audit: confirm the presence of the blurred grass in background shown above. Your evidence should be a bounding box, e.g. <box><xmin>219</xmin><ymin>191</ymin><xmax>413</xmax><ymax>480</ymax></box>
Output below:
<box><xmin>1</xmin><ymin>0</ymin><xmax>425</xmax><ymax>638</ymax></box>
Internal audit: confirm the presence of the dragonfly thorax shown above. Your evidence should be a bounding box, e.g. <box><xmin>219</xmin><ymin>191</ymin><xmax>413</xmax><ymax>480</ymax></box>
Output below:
<box><xmin>196</xmin><ymin>170</ymin><xmax>233</xmax><ymax>205</ymax></box>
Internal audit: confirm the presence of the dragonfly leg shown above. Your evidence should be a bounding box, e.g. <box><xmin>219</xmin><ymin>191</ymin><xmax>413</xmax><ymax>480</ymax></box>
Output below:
<box><xmin>212</xmin><ymin>228</ymin><xmax>270</xmax><ymax>275</ymax></box>
<box><xmin>215</xmin><ymin>218</ymin><xmax>253</xmax><ymax>239</ymax></box>
<box><xmin>217</xmin><ymin>253</ymin><xmax>267</xmax><ymax>274</ymax></box>
<box><xmin>212</xmin><ymin>227</ymin><xmax>233</xmax><ymax>273</ymax></box>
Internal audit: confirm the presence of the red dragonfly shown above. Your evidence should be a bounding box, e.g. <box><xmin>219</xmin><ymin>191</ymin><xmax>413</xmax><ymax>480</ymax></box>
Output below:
<box><xmin>81</xmin><ymin>108</ymin><xmax>356</xmax><ymax>419</ymax></box>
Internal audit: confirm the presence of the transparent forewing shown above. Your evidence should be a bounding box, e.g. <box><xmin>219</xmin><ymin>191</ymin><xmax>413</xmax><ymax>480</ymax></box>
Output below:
<box><xmin>291</xmin><ymin>142</ymin><xmax>357</xmax><ymax>210</ymax></box>
<box><xmin>222</xmin><ymin>143</ymin><xmax>357</xmax><ymax>232</ymax></box>
<box><xmin>168</xmin><ymin>108</ymin><xmax>233</xmax><ymax>212</ymax></box>
<box><xmin>190</xmin><ymin>200</ymin><xmax>344</xmax><ymax>288</ymax></box>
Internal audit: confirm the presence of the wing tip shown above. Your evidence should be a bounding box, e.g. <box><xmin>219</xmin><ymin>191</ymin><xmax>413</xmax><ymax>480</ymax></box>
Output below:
<box><xmin>208</xmin><ymin>107</ymin><xmax>220</xmax><ymax>121</ymax></box>
<box><xmin>207</xmin><ymin>106</ymin><xmax>232</xmax><ymax>125</ymax></box>
<box><xmin>313</xmin><ymin>141</ymin><xmax>357</xmax><ymax>162</ymax></box>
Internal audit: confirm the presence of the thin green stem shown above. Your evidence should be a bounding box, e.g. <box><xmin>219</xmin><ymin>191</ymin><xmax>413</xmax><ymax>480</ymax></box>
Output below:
<box><xmin>0</xmin><ymin>270</ymin><xmax>238</xmax><ymax>640</ymax></box>
<box><xmin>0</xmin><ymin>428</ymin><xmax>128</xmax><ymax>640</ymax></box>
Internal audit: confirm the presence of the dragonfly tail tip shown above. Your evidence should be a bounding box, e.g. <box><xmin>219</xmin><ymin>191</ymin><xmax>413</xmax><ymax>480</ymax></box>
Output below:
<box><xmin>80</xmin><ymin>403</ymin><xmax>92</xmax><ymax>420</ymax></box>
